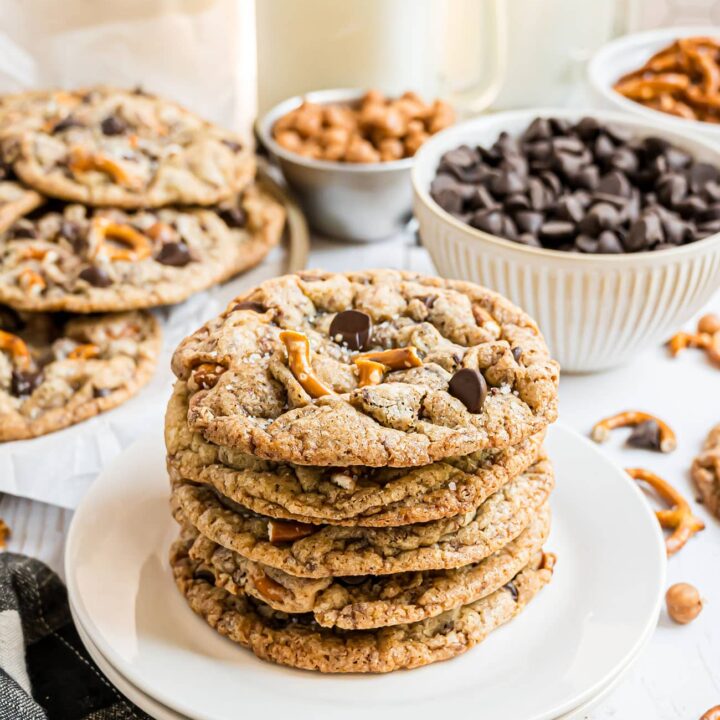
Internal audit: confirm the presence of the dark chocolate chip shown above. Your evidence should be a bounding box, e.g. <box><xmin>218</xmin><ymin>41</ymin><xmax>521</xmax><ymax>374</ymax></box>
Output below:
<box><xmin>575</xmin><ymin>116</ymin><xmax>601</xmax><ymax>140</ymax></box>
<box><xmin>626</xmin><ymin>420</ymin><xmax>662</xmax><ymax>451</ymax></box>
<box><xmin>522</xmin><ymin>117</ymin><xmax>553</xmax><ymax>142</ymax></box>
<box><xmin>155</xmin><ymin>241</ymin><xmax>192</xmax><ymax>267</ymax></box>
<box><xmin>575</xmin><ymin>234</ymin><xmax>599</xmax><ymax>253</ymax></box>
<box><xmin>0</xmin><ymin>304</ymin><xmax>24</xmax><ymax>332</ymax></box>
<box><xmin>511</xmin><ymin>346</ymin><xmax>523</xmax><ymax>362</ymax></box>
<box><xmin>665</xmin><ymin>147</ymin><xmax>692</xmax><ymax>171</ymax></box>
<box><xmin>7</xmin><ymin>223</ymin><xmax>37</xmax><ymax>240</ymax></box>
<box><xmin>488</xmin><ymin>170</ymin><xmax>526</xmax><ymax>196</ymax></box>
<box><xmin>540</xmin><ymin>171</ymin><xmax>563</xmax><ymax>196</ymax></box>
<box><xmin>193</xmin><ymin>568</ymin><xmax>216</xmax><ymax>584</ymax></box>
<box><xmin>470</xmin><ymin>208</ymin><xmax>504</xmax><ymax>235</ymax></box>
<box><xmin>688</xmin><ymin>163</ymin><xmax>720</xmax><ymax>194</ymax></box>
<box><xmin>78</xmin><ymin>265</ymin><xmax>113</xmax><ymax>288</ymax></box>
<box><xmin>596</xmin><ymin>170</ymin><xmax>631</xmax><ymax>199</ymax></box>
<box><xmin>570</xmin><ymin>164</ymin><xmax>599</xmax><ymax>191</ymax></box>
<box><xmin>503</xmin><ymin>193</ymin><xmax>530</xmax><ymax>212</ymax></box>
<box><xmin>593</xmin><ymin>134</ymin><xmax>615</xmax><ymax>162</ymax></box>
<box><xmin>555</xmin><ymin>195</ymin><xmax>584</xmax><ymax>224</ymax></box>
<box><xmin>656</xmin><ymin>174</ymin><xmax>687</xmax><ymax>207</ymax></box>
<box><xmin>329</xmin><ymin>309</ymin><xmax>372</xmax><ymax>351</ymax></box>
<box><xmin>504</xmin><ymin>580</ymin><xmax>519</xmax><ymax>601</ymax></box>
<box><xmin>675</xmin><ymin>196</ymin><xmax>706</xmax><ymax>219</ymax></box>
<box><xmin>11</xmin><ymin>369</ymin><xmax>42</xmax><ymax>397</ymax></box>
<box><xmin>528</xmin><ymin>177</ymin><xmax>548</xmax><ymax>211</ymax></box>
<box><xmin>597</xmin><ymin>230</ymin><xmax>624</xmax><ymax>253</ymax></box>
<box><xmin>433</xmin><ymin>188</ymin><xmax>464</xmax><ymax>214</ymax></box>
<box><xmin>643</xmin><ymin>136</ymin><xmax>671</xmax><ymax>157</ymax></box>
<box><xmin>540</xmin><ymin>221</ymin><xmax>575</xmax><ymax>245</ymax></box>
<box><xmin>442</xmin><ymin>146</ymin><xmax>477</xmax><ymax>168</ymax></box>
<box><xmin>52</xmin><ymin>115</ymin><xmax>84</xmax><ymax>134</ymax></box>
<box><xmin>515</xmin><ymin>232</ymin><xmax>542</xmax><ymax>247</ymax></box>
<box><xmin>625</xmin><ymin>214</ymin><xmax>664</xmax><ymax>251</ymax></box>
<box><xmin>696</xmin><ymin>203</ymin><xmax>720</xmax><ymax>224</ymax></box>
<box><xmin>233</xmin><ymin>301</ymin><xmax>266</xmax><ymax>313</ymax></box>
<box><xmin>515</xmin><ymin>211</ymin><xmax>544</xmax><ymax>235</ymax></box>
<box><xmin>218</xmin><ymin>206</ymin><xmax>247</xmax><ymax>229</ymax></box>
<box><xmin>93</xmin><ymin>387</ymin><xmax>112</xmax><ymax>398</ymax></box>
<box><xmin>609</xmin><ymin>147</ymin><xmax>638</xmax><ymax>174</ymax></box>
<box><xmin>59</xmin><ymin>220</ymin><xmax>86</xmax><ymax>254</ymax></box>
<box><xmin>448</xmin><ymin>368</ymin><xmax>487</xmax><ymax>414</ymax></box>
<box><xmin>100</xmin><ymin>115</ymin><xmax>128</xmax><ymax>136</ymax></box>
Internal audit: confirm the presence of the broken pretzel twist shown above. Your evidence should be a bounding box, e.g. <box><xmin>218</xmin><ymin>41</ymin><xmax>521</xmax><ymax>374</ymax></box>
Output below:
<box><xmin>279</xmin><ymin>330</ymin><xmax>334</xmax><ymax>398</ymax></box>
<box><xmin>591</xmin><ymin>411</ymin><xmax>677</xmax><ymax>453</ymax></box>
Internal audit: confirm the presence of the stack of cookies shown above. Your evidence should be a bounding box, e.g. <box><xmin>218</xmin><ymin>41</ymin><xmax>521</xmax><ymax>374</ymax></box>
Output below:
<box><xmin>0</xmin><ymin>86</ymin><xmax>286</xmax><ymax>441</ymax></box>
<box><xmin>166</xmin><ymin>270</ymin><xmax>560</xmax><ymax>672</ymax></box>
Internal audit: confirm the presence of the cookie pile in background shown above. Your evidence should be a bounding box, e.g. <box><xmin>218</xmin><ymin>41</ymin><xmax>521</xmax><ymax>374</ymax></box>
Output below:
<box><xmin>0</xmin><ymin>86</ymin><xmax>286</xmax><ymax>441</ymax></box>
<box><xmin>166</xmin><ymin>270</ymin><xmax>560</xmax><ymax>672</ymax></box>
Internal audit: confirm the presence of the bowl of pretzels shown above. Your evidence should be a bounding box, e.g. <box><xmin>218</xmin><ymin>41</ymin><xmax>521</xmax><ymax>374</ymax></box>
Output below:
<box><xmin>588</xmin><ymin>26</ymin><xmax>720</xmax><ymax>142</ymax></box>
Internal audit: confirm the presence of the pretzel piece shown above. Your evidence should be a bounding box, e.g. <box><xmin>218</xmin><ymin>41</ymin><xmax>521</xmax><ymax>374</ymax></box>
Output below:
<box><xmin>355</xmin><ymin>358</ymin><xmax>386</xmax><ymax>387</ymax></box>
<box><xmin>701</xmin><ymin>705</ymin><xmax>720</xmax><ymax>720</ymax></box>
<box><xmin>279</xmin><ymin>330</ymin><xmax>334</xmax><ymax>398</ymax></box>
<box><xmin>267</xmin><ymin>519</ymin><xmax>316</xmax><ymax>544</ymax></box>
<box><xmin>249</xmin><ymin>568</ymin><xmax>287</xmax><ymax>603</ymax></box>
<box><xmin>68</xmin><ymin>343</ymin><xmax>100</xmax><ymax>360</ymax></box>
<box><xmin>355</xmin><ymin>346</ymin><xmax>422</xmax><ymax>370</ymax></box>
<box><xmin>68</xmin><ymin>146</ymin><xmax>142</xmax><ymax>189</ymax></box>
<box><xmin>0</xmin><ymin>330</ymin><xmax>32</xmax><ymax>371</ymax></box>
<box><xmin>17</xmin><ymin>268</ymin><xmax>46</xmax><ymax>294</ymax></box>
<box><xmin>668</xmin><ymin>331</ymin><xmax>711</xmax><ymax>356</ymax></box>
<box><xmin>627</xmin><ymin>467</ymin><xmax>705</xmax><ymax>556</ymax></box>
<box><xmin>91</xmin><ymin>218</ymin><xmax>153</xmax><ymax>262</ymax></box>
<box><xmin>591</xmin><ymin>411</ymin><xmax>677</xmax><ymax>453</ymax></box>
<box><xmin>191</xmin><ymin>362</ymin><xmax>226</xmax><ymax>390</ymax></box>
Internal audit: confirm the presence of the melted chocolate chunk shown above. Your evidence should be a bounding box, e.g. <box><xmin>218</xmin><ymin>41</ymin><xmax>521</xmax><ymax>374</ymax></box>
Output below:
<box><xmin>626</xmin><ymin>420</ymin><xmax>662</xmax><ymax>451</ymax></box>
<box><xmin>93</xmin><ymin>387</ymin><xmax>112</xmax><ymax>399</ymax></box>
<box><xmin>218</xmin><ymin>206</ymin><xmax>248</xmax><ymax>229</ymax></box>
<box><xmin>11</xmin><ymin>370</ymin><xmax>42</xmax><ymax>398</ymax></box>
<box><xmin>448</xmin><ymin>368</ymin><xmax>488</xmax><ymax>414</ymax></box>
<box><xmin>59</xmin><ymin>220</ymin><xmax>86</xmax><ymax>254</ymax></box>
<box><xmin>512</xmin><ymin>346</ymin><xmax>523</xmax><ymax>362</ymax></box>
<box><xmin>232</xmin><ymin>301</ymin><xmax>267</xmax><ymax>313</ymax></box>
<box><xmin>328</xmin><ymin>310</ymin><xmax>372</xmax><ymax>351</ymax></box>
<box><xmin>101</xmin><ymin>115</ymin><xmax>128</xmax><ymax>136</ymax></box>
<box><xmin>504</xmin><ymin>580</ymin><xmax>519</xmax><ymax>601</ymax></box>
<box><xmin>155</xmin><ymin>242</ymin><xmax>192</xmax><ymax>267</ymax></box>
<box><xmin>78</xmin><ymin>265</ymin><xmax>113</xmax><ymax>288</ymax></box>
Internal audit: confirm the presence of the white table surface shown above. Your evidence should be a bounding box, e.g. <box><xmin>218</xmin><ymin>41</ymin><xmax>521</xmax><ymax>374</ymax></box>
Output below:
<box><xmin>2</xmin><ymin>231</ymin><xmax>719</xmax><ymax>719</ymax></box>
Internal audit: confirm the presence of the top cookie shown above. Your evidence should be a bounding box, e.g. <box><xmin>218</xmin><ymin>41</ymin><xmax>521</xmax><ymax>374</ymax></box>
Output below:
<box><xmin>172</xmin><ymin>270</ymin><xmax>559</xmax><ymax>467</ymax></box>
<box><xmin>0</xmin><ymin>87</ymin><xmax>255</xmax><ymax>208</ymax></box>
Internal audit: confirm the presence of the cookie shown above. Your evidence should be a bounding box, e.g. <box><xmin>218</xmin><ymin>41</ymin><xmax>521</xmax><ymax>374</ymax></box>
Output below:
<box><xmin>187</xmin><ymin>506</ymin><xmax>550</xmax><ymax>629</ymax></box>
<box><xmin>0</xmin><ymin>180</ymin><xmax>43</xmax><ymax>234</ymax></box>
<box><xmin>0</xmin><ymin>306</ymin><xmax>160</xmax><ymax>441</ymax></box>
<box><xmin>0</xmin><ymin>86</ymin><xmax>255</xmax><ymax>208</ymax></box>
<box><xmin>172</xmin><ymin>270</ymin><xmax>559</xmax><ymax>467</ymax></box>
<box><xmin>171</xmin><ymin>533</ymin><xmax>555</xmax><ymax>673</ymax></box>
<box><xmin>692</xmin><ymin>423</ymin><xmax>720</xmax><ymax>519</ymax></box>
<box><xmin>0</xmin><ymin>184</ymin><xmax>285</xmax><ymax>312</ymax></box>
<box><xmin>171</xmin><ymin>456</ymin><xmax>554</xmax><ymax>578</ymax></box>
<box><xmin>166</xmin><ymin>380</ymin><xmax>545</xmax><ymax>526</ymax></box>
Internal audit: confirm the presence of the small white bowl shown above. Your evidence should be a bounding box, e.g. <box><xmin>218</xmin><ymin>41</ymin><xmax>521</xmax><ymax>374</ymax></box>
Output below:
<box><xmin>412</xmin><ymin>108</ymin><xmax>720</xmax><ymax>373</ymax></box>
<box><xmin>257</xmin><ymin>89</ymin><xmax>414</xmax><ymax>242</ymax></box>
<box><xmin>588</xmin><ymin>25</ymin><xmax>720</xmax><ymax>144</ymax></box>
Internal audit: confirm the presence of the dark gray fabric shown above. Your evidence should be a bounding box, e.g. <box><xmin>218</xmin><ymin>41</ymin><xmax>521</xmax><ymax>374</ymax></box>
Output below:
<box><xmin>0</xmin><ymin>553</ymin><xmax>150</xmax><ymax>720</ymax></box>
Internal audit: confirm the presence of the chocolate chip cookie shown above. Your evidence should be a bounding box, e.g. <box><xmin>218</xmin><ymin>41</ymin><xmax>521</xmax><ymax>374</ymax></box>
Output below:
<box><xmin>0</xmin><ymin>86</ymin><xmax>255</xmax><ymax>208</ymax></box>
<box><xmin>171</xmin><ymin>456</ymin><xmax>554</xmax><ymax>578</ymax></box>
<box><xmin>0</xmin><ymin>306</ymin><xmax>160</xmax><ymax>440</ymax></box>
<box><xmin>0</xmin><ymin>184</ymin><xmax>285</xmax><ymax>312</ymax></box>
<box><xmin>186</xmin><ymin>506</ymin><xmax>550</xmax><ymax>629</ymax></box>
<box><xmin>692</xmin><ymin>423</ymin><xmax>720</xmax><ymax>519</ymax></box>
<box><xmin>172</xmin><ymin>270</ymin><xmax>559</xmax><ymax>467</ymax></box>
<box><xmin>166</xmin><ymin>380</ymin><xmax>545</xmax><ymax>526</ymax></box>
<box><xmin>171</xmin><ymin>532</ymin><xmax>555</xmax><ymax>672</ymax></box>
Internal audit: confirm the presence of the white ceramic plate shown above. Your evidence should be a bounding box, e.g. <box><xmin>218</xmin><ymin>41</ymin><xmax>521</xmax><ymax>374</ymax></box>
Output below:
<box><xmin>65</xmin><ymin>423</ymin><xmax>666</xmax><ymax>720</ymax></box>
<box><xmin>587</xmin><ymin>25</ymin><xmax>720</xmax><ymax>143</ymax></box>
<box><xmin>69</xmin><ymin>577</ymin><xmax>656</xmax><ymax>720</ymax></box>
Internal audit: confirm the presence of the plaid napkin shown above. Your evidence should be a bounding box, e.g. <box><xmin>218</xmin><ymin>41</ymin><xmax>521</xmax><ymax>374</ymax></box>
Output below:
<box><xmin>0</xmin><ymin>553</ymin><xmax>151</xmax><ymax>720</ymax></box>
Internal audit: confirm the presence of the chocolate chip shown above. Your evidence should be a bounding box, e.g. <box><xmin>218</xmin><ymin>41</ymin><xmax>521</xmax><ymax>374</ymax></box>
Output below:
<box><xmin>100</xmin><ymin>115</ymin><xmax>128</xmax><ymax>135</ymax></box>
<box><xmin>575</xmin><ymin>234</ymin><xmax>599</xmax><ymax>253</ymax></box>
<box><xmin>593</xmin><ymin>134</ymin><xmax>615</xmax><ymax>161</ymax></box>
<box><xmin>656</xmin><ymin>174</ymin><xmax>687</xmax><ymax>207</ymax></box>
<box><xmin>78</xmin><ymin>265</ymin><xmax>113</xmax><ymax>288</ymax></box>
<box><xmin>221</xmin><ymin>138</ymin><xmax>243</xmax><ymax>153</ymax></box>
<box><xmin>448</xmin><ymin>368</ymin><xmax>487</xmax><ymax>414</ymax></box>
<box><xmin>488</xmin><ymin>170</ymin><xmax>525</xmax><ymax>196</ymax></box>
<box><xmin>336</xmin><ymin>575</ymin><xmax>366</xmax><ymax>587</ymax></box>
<box><xmin>7</xmin><ymin>223</ymin><xmax>37</xmax><ymax>240</ymax></box>
<box><xmin>571</xmin><ymin>164</ymin><xmax>599</xmax><ymax>191</ymax></box>
<box><xmin>329</xmin><ymin>310</ymin><xmax>372</xmax><ymax>351</ymax></box>
<box><xmin>675</xmin><ymin>196</ymin><xmax>706</xmax><ymax>219</ymax></box>
<box><xmin>503</xmin><ymin>193</ymin><xmax>530</xmax><ymax>212</ymax></box>
<box><xmin>555</xmin><ymin>195</ymin><xmax>584</xmax><ymax>224</ymax></box>
<box><xmin>504</xmin><ymin>581</ymin><xmax>519</xmax><ymax>601</ymax></box>
<box><xmin>155</xmin><ymin>241</ymin><xmax>193</xmax><ymax>267</ymax></box>
<box><xmin>515</xmin><ymin>232</ymin><xmax>542</xmax><ymax>247</ymax></box>
<box><xmin>11</xmin><ymin>370</ymin><xmax>42</xmax><ymax>397</ymax></box>
<box><xmin>433</xmin><ymin>188</ymin><xmax>463</xmax><ymax>214</ymax></box>
<box><xmin>511</xmin><ymin>346</ymin><xmax>523</xmax><ymax>362</ymax></box>
<box><xmin>597</xmin><ymin>230</ymin><xmax>624</xmax><ymax>253</ymax></box>
<box><xmin>218</xmin><ymin>206</ymin><xmax>247</xmax><ymax>229</ymax></box>
<box><xmin>575</xmin><ymin>116</ymin><xmax>601</xmax><ymax>140</ymax></box>
<box><xmin>596</xmin><ymin>170</ymin><xmax>631</xmax><ymax>199</ymax></box>
<box><xmin>52</xmin><ymin>115</ymin><xmax>83</xmax><ymax>134</ymax></box>
<box><xmin>59</xmin><ymin>221</ymin><xmax>86</xmax><ymax>254</ymax></box>
<box><xmin>540</xmin><ymin>221</ymin><xmax>575</xmax><ymax>245</ymax></box>
<box><xmin>688</xmin><ymin>163</ymin><xmax>720</xmax><ymax>194</ymax></box>
<box><xmin>696</xmin><ymin>204</ymin><xmax>720</xmax><ymax>224</ymax></box>
<box><xmin>609</xmin><ymin>147</ymin><xmax>638</xmax><ymax>174</ymax></box>
<box><xmin>192</xmin><ymin>568</ymin><xmax>216</xmax><ymax>584</ymax></box>
<box><xmin>93</xmin><ymin>387</ymin><xmax>112</xmax><ymax>398</ymax></box>
<box><xmin>442</xmin><ymin>146</ymin><xmax>477</xmax><ymax>168</ymax></box>
<box><xmin>515</xmin><ymin>211</ymin><xmax>544</xmax><ymax>235</ymax></box>
<box><xmin>579</xmin><ymin>203</ymin><xmax>619</xmax><ymax>235</ymax></box>
<box><xmin>470</xmin><ymin>208</ymin><xmax>504</xmax><ymax>235</ymax></box>
<box><xmin>232</xmin><ymin>301</ymin><xmax>267</xmax><ymax>313</ymax></box>
<box><xmin>625</xmin><ymin>214</ymin><xmax>664</xmax><ymax>251</ymax></box>
<box><xmin>522</xmin><ymin>117</ymin><xmax>553</xmax><ymax>142</ymax></box>
<box><xmin>626</xmin><ymin>420</ymin><xmax>662</xmax><ymax>451</ymax></box>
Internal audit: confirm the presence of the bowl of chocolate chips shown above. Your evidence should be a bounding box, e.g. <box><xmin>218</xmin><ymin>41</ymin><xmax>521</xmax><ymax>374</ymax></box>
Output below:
<box><xmin>412</xmin><ymin>109</ymin><xmax>720</xmax><ymax>372</ymax></box>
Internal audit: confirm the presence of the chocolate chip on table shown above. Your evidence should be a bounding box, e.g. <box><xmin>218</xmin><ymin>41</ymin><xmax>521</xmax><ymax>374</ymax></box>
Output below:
<box><xmin>11</xmin><ymin>370</ymin><xmax>42</xmax><ymax>398</ymax></box>
<box><xmin>329</xmin><ymin>309</ymin><xmax>372</xmax><ymax>351</ymax></box>
<box><xmin>626</xmin><ymin>419</ymin><xmax>662</xmax><ymax>451</ymax></box>
<box><xmin>218</xmin><ymin>206</ymin><xmax>247</xmax><ymax>229</ymax></box>
<box><xmin>448</xmin><ymin>368</ymin><xmax>487</xmax><ymax>414</ymax></box>
<box><xmin>232</xmin><ymin>301</ymin><xmax>266</xmax><ymax>313</ymax></box>
<box><xmin>100</xmin><ymin>115</ymin><xmax>128</xmax><ymax>135</ymax></box>
<box><xmin>155</xmin><ymin>241</ymin><xmax>192</xmax><ymax>267</ymax></box>
<box><xmin>78</xmin><ymin>265</ymin><xmax>113</xmax><ymax>288</ymax></box>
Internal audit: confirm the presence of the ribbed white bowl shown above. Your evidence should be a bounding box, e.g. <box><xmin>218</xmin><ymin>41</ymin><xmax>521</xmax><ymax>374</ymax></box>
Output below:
<box><xmin>412</xmin><ymin>109</ymin><xmax>720</xmax><ymax>373</ymax></box>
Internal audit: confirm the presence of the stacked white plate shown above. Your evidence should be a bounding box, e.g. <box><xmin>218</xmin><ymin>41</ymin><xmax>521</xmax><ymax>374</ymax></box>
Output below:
<box><xmin>65</xmin><ymin>424</ymin><xmax>666</xmax><ymax>720</ymax></box>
